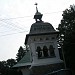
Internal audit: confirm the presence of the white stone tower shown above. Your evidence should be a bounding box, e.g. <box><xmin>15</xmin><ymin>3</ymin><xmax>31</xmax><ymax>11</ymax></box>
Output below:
<box><xmin>25</xmin><ymin>3</ymin><xmax>63</xmax><ymax>67</ymax></box>
<box><xmin>13</xmin><ymin>3</ymin><xmax>64</xmax><ymax>75</ymax></box>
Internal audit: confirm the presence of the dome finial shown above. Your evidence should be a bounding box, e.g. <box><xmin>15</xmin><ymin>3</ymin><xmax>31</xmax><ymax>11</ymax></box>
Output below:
<box><xmin>35</xmin><ymin>3</ymin><xmax>38</xmax><ymax>12</ymax></box>
<box><xmin>34</xmin><ymin>3</ymin><xmax>43</xmax><ymax>22</ymax></box>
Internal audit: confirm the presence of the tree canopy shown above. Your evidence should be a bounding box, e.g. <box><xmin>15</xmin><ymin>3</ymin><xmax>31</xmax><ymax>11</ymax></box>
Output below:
<box><xmin>58</xmin><ymin>5</ymin><xmax>75</xmax><ymax>74</ymax></box>
<box><xmin>0</xmin><ymin>59</ymin><xmax>17</xmax><ymax>75</ymax></box>
<box><xmin>16</xmin><ymin>46</ymin><xmax>26</xmax><ymax>62</ymax></box>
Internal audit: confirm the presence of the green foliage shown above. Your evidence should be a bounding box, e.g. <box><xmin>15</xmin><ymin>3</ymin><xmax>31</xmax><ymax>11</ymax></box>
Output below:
<box><xmin>0</xmin><ymin>59</ymin><xmax>17</xmax><ymax>75</ymax></box>
<box><xmin>16</xmin><ymin>46</ymin><xmax>26</xmax><ymax>62</ymax></box>
<box><xmin>58</xmin><ymin>5</ymin><xmax>75</xmax><ymax>42</ymax></box>
<box><xmin>58</xmin><ymin>5</ymin><xmax>75</xmax><ymax>72</ymax></box>
<box><xmin>7</xmin><ymin>59</ymin><xmax>17</xmax><ymax>68</ymax></box>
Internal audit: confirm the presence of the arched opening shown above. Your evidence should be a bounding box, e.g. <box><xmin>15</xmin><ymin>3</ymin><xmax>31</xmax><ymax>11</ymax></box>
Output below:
<box><xmin>49</xmin><ymin>45</ymin><xmax>55</xmax><ymax>57</ymax></box>
<box><xmin>36</xmin><ymin>46</ymin><xmax>42</xmax><ymax>58</ymax></box>
<box><xmin>43</xmin><ymin>46</ymin><xmax>48</xmax><ymax>57</ymax></box>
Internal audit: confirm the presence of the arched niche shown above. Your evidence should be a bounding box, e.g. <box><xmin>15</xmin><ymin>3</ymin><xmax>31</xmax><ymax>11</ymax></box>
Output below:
<box><xmin>36</xmin><ymin>46</ymin><xmax>42</xmax><ymax>58</ymax></box>
<box><xmin>43</xmin><ymin>46</ymin><xmax>49</xmax><ymax>57</ymax></box>
<box><xmin>49</xmin><ymin>45</ymin><xmax>55</xmax><ymax>57</ymax></box>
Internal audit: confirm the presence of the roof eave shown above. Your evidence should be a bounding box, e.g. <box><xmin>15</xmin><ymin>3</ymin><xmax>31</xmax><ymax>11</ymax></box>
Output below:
<box><xmin>13</xmin><ymin>63</ymin><xmax>31</xmax><ymax>68</ymax></box>
<box><xmin>25</xmin><ymin>31</ymin><xmax>59</xmax><ymax>45</ymax></box>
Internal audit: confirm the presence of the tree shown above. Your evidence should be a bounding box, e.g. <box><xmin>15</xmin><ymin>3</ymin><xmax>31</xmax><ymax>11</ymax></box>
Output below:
<box><xmin>0</xmin><ymin>61</ymin><xmax>9</xmax><ymax>75</ymax></box>
<box><xmin>58</xmin><ymin>5</ymin><xmax>75</xmax><ymax>74</ymax></box>
<box><xmin>58</xmin><ymin>5</ymin><xmax>75</xmax><ymax>46</ymax></box>
<box><xmin>6</xmin><ymin>59</ymin><xmax>16</xmax><ymax>68</ymax></box>
<box><xmin>16</xmin><ymin>46</ymin><xmax>25</xmax><ymax>62</ymax></box>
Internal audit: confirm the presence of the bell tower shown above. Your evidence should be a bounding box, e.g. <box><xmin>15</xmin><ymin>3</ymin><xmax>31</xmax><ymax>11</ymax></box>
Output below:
<box><xmin>25</xmin><ymin>3</ymin><xmax>63</xmax><ymax>67</ymax></box>
<box><xmin>14</xmin><ymin>3</ymin><xmax>64</xmax><ymax>75</ymax></box>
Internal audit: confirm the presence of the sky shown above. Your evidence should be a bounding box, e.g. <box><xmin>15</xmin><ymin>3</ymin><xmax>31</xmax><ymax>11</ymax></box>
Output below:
<box><xmin>0</xmin><ymin>0</ymin><xmax>75</xmax><ymax>61</ymax></box>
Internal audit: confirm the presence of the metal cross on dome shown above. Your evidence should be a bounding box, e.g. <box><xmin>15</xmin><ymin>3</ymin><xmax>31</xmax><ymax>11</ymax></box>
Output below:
<box><xmin>34</xmin><ymin>3</ymin><xmax>38</xmax><ymax>12</ymax></box>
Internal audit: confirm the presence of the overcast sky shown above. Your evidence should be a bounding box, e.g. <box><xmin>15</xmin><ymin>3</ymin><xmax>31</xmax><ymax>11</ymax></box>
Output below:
<box><xmin>0</xmin><ymin>0</ymin><xmax>75</xmax><ymax>61</ymax></box>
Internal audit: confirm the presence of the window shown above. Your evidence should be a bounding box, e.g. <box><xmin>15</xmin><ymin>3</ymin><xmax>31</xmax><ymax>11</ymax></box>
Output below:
<box><xmin>36</xmin><ymin>46</ymin><xmax>42</xmax><ymax>58</ymax></box>
<box><xmin>43</xmin><ymin>46</ymin><xmax>49</xmax><ymax>57</ymax></box>
<box><xmin>34</xmin><ymin>38</ymin><xmax>36</xmax><ymax>41</ymax></box>
<box><xmin>40</xmin><ymin>38</ymin><xmax>43</xmax><ymax>41</ymax></box>
<box><xmin>46</xmin><ymin>37</ymin><xmax>49</xmax><ymax>40</ymax></box>
<box><xmin>36</xmin><ymin>45</ymin><xmax>55</xmax><ymax>59</ymax></box>
<box><xmin>49</xmin><ymin>45</ymin><xmax>55</xmax><ymax>56</ymax></box>
<box><xmin>51</xmin><ymin>37</ymin><xmax>55</xmax><ymax>40</ymax></box>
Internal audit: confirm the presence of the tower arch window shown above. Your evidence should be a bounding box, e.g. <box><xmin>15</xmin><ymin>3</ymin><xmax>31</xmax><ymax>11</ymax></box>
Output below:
<box><xmin>46</xmin><ymin>37</ymin><xmax>49</xmax><ymax>40</ymax></box>
<box><xmin>43</xmin><ymin>46</ymin><xmax>49</xmax><ymax>57</ymax></box>
<box><xmin>40</xmin><ymin>38</ymin><xmax>43</xmax><ymax>41</ymax></box>
<box><xmin>36</xmin><ymin>46</ymin><xmax>42</xmax><ymax>58</ymax></box>
<box><xmin>49</xmin><ymin>45</ymin><xmax>55</xmax><ymax>57</ymax></box>
<box><xmin>34</xmin><ymin>38</ymin><xmax>36</xmax><ymax>41</ymax></box>
<box><xmin>51</xmin><ymin>37</ymin><xmax>55</xmax><ymax>40</ymax></box>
